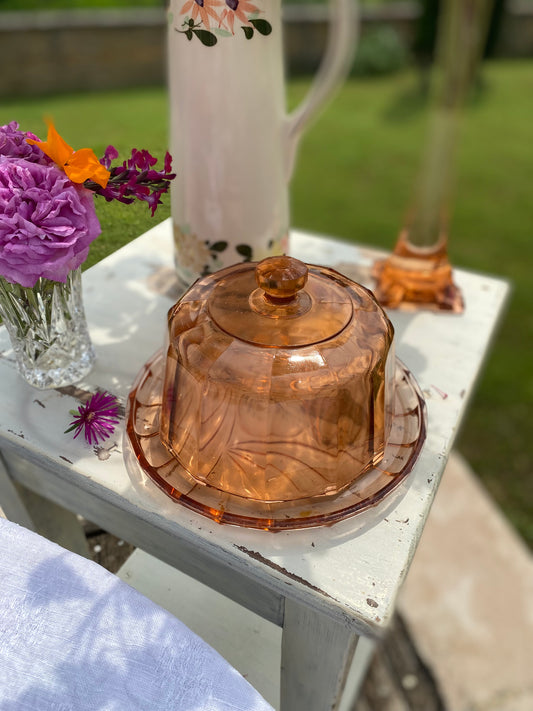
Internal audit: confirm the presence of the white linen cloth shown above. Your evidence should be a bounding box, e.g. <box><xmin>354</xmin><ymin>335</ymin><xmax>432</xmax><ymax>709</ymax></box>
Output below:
<box><xmin>0</xmin><ymin>517</ymin><xmax>273</xmax><ymax>711</ymax></box>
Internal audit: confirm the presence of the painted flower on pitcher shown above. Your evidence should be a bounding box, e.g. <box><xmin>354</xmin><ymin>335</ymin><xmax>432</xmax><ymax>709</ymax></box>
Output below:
<box><xmin>180</xmin><ymin>0</ymin><xmax>223</xmax><ymax>30</ymax></box>
<box><xmin>174</xmin><ymin>226</ymin><xmax>215</xmax><ymax>274</ymax></box>
<box><xmin>175</xmin><ymin>0</ymin><xmax>271</xmax><ymax>45</ymax></box>
<box><xmin>220</xmin><ymin>0</ymin><xmax>259</xmax><ymax>34</ymax></box>
<box><xmin>173</xmin><ymin>225</ymin><xmax>231</xmax><ymax>276</ymax></box>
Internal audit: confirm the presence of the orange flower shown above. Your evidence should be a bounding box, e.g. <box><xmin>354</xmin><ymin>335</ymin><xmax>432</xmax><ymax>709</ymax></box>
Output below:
<box><xmin>219</xmin><ymin>0</ymin><xmax>259</xmax><ymax>33</ymax></box>
<box><xmin>180</xmin><ymin>0</ymin><xmax>223</xmax><ymax>30</ymax></box>
<box><xmin>27</xmin><ymin>121</ymin><xmax>110</xmax><ymax>188</ymax></box>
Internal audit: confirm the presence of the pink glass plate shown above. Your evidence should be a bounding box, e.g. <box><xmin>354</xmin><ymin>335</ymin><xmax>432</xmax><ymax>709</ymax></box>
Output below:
<box><xmin>125</xmin><ymin>350</ymin><xmax>427</xmax><ymax>530</ymax></box>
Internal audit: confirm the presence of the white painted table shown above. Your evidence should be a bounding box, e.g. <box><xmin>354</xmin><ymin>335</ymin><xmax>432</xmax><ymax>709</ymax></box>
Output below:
<box><xmin>0</xmin><ymin>219</ymin><xmax>509</xmax><ymax>711</ymax></box>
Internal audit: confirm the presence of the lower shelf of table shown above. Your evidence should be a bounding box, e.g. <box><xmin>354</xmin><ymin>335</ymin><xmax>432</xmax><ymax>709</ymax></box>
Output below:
<box><xmin>117</xmin><ymin>548</ymin><xmax>375</xmax><ymax>710</ymax></box>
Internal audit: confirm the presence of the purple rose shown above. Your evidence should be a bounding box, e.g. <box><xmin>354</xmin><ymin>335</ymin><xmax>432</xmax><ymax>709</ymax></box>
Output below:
<box><xmin>0</xmin><ymin>121</ymin><xmax>50</xmax><ymax>165</ymax></box>
<box><xmin>0</xmin><ymin>157</ymin><xmax>101</xmax><ymax>287</ymax></box>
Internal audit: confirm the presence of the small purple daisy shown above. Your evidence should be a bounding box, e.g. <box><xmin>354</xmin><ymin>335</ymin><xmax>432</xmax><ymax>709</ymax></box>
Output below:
<box><xmin>65</xmin><ymin>391</ymin><xmax>120</xmax><ymax>445</ymax></box>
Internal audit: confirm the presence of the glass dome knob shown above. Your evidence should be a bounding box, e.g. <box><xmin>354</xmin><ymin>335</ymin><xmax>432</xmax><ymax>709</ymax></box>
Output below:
<box><xmin>255</xmin><ymin>256</ymin><xmax>308</xmax><ymax>301</ymax></box>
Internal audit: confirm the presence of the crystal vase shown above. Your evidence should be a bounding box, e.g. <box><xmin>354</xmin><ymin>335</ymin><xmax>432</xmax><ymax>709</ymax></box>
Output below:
<box><xmin>0</xmin><ymin>267</ymin><xmax>95</xmax><ymax>389</ymax></box>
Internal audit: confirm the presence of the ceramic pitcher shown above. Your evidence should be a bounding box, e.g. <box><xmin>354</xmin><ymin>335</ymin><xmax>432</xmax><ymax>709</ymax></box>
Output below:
<box><xmin>167</xmin><ymin>0</ymin><xmax>357</xmax><ymax>288</ymax></box>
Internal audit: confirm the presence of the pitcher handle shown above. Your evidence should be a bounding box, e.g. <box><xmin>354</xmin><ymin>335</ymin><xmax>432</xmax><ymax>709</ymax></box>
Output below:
<box><xmin>284</xmin><ymin>0</ymin><xmax>358</xmax><ymax>179</ymax></box>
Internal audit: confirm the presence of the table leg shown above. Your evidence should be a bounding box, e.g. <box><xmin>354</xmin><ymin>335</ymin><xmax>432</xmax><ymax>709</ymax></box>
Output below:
<box><xmin>0</xmin><ymin>452</ymin><xmax>35</xmax><ymax>528</ymax></box>
<box><xmin>0</xmin><ymin>451</ymin><xmax>90</xmax><ymax>557</ymax></box>
<box><xmin>280</xmin><ymin>598</ymin><xmax>358</xmax><ymax>711</ymax></box>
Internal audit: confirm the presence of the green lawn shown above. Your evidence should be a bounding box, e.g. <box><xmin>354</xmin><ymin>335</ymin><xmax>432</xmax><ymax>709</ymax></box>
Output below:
<box><xmin>291</xmin><ymin>64</ymin><xmax>533</xmax><ymax>547</ymax></box>
<box><xmin>1</xmin><ymin>60</ymin><xmax>531</xmax><ymax>546</ymax></box>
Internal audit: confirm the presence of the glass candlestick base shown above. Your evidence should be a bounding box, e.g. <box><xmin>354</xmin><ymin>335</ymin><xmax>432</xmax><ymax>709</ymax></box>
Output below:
<box><xmin>373</xmin><ymin>230</ymin><xmax>464</xmax><ymax>313</ymax></box>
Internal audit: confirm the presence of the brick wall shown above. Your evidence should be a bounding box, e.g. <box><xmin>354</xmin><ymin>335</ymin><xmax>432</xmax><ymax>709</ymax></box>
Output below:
<box><xmin>1</xmin><ymin>3</ymin><xmax>532</xmax><ymax>98</ymax></box>
<box><xmin>0</xmin><ymin>9</ymin><xmax>166</xmax><ymax>97</ymax></box>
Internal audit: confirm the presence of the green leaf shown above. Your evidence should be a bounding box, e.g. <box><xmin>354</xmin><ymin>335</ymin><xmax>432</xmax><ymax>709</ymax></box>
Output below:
<box><xmin>210</xmin><ymin>241</ymin><xmax>228</xmax><ymax>252</ymax></box>
<box><xmin>185</xmin><ymin>28</ymin><xmax>193</xmax><ymax>40</ymax></box>
<box><xmin>236</xmin><ymin>244</ymin><xmax>253</xmax><ymax>261</ymax></box>
<box><xmin>214</xmin><ymin>28</ymin><xmax>233</xmax><ymax>37</ymax></box>
<box><xmin>242</xmin><ymin>25</ymin><xmax>254</xmax><ymax>40</ymax></box>
<box><xmin>249</xmin><ymin>19</ymin><xmax>272</xmax><ymax>36</ymax></box>
<box><xmin>193</xmin><ymin>29</ymin><xmax>218</xmax><ymax>46</ymax></box>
